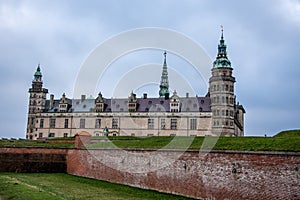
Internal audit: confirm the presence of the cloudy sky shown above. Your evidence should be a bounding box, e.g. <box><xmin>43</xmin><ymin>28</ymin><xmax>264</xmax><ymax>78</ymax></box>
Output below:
<box><xmin>0</xmin><ymin>0</ymin><xmax>299</xmax><ymax>138</ymax></box>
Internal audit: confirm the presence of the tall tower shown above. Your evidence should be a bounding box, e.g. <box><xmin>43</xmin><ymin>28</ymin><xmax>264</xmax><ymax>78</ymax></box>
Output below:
<box><xmin>209</xmin><ymin>28</ymin><xmax>236</xmax><ymax>136</ymax></box>
<box><xmin>159</xmin><ymin>51</ymin><xmax>170</xmax><ymax>98</ymax></box>
<box><xmin>27</xmin><ymin>64</ymin><xmax>48</xmax><ymax>139</ymax></box>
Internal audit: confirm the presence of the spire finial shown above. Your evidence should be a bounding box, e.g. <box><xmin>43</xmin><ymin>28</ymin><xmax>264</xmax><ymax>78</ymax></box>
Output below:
<box><xmin>220</xmin><ymin>25</ymin><xmax>224</xmax><ymax>40</ymax></box>
<box><xmin>163</xmin><ymin>51</ymin><xmax>167</xmax><ymax>66</ymax></box>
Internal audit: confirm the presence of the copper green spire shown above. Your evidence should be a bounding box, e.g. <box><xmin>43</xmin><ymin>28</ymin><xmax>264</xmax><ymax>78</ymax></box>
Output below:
<box><xmin>33</xmin><ymin>63</ymin><xmax>42</xmax><ymax>82</ymax></box>
<box><xmin>213</xmin><ymin>27</ymin><xmax>232</xmax><ymax>68</ymax></box>
<box><xmin>159</xmin><ymin>51</ymin><xmax>170</xmax><ymax>98</ymax></box>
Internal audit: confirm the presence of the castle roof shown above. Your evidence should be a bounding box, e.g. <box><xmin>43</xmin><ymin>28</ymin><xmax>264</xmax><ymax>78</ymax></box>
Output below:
<box><xmin>45</xmin><ymin>96</ymin><xmax>211</xmax><ymax>113</ymax></box>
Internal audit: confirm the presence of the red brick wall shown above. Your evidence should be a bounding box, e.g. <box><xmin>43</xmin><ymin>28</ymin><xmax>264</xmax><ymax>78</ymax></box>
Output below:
<box><xmin>1</xmin><ymin>147</ymin><xmax>299</xmax><ymax>199</ymax></box>
<box><xmin>67</xmin><ymin>149</ymin><xmax>300</xmax><ymax>200</ymax></box>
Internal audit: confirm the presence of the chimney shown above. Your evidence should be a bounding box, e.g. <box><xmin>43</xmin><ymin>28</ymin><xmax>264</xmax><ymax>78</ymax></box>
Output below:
<box><xmin>81</xmin><ymin>95</ymin><xmax>86</xmax><ymax>101</ymax></box>
<box><xmin>164</xmin><ymin>93</ymin><xmax>169</xmax><ymax>100</ymax></box>
<box><xmin>143</xmin><ymin>93</ymin><xmax>147</xmax><ymax>99</ymax></box>
<box><xmin>50</xmin><ymin>94</ymin><xmax>54</xmax><ymax>109</ymax></box>
<box><xmin>186</xmin><ymin>92</ymin><xmax>189</xmax><ymax>98</ymax></box>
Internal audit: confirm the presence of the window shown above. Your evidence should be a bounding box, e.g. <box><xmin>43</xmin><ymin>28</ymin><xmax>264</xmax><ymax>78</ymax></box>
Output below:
<box><xmin>171</xmin><ymin>118</ymin><xmax>177</xmax><ymax>130</ymax></box>
<box><xmin>64</xmin><ymin>133</ymin><xmax>68</xmax><ymax>137</ymax></box>
<box><xmin>148</xmin><ymin>118</ymin><xmax>154</xmax><ymax>129</ymax></box>
<box><xmin>222</xmin><ymin>96</ymin><xmax>225</xmax><ymax>103</ymax></box>
<box><xmin>226</xmin><ymin>110</ymin><xmax>229</xmax><ymax>116</ymax></box>
<box><xmin>59</xmin><ymin>104</ymin><xmax>68</xmax><ymax>112</ymax></box>
<box><xmin>190</xmin><ymin>119</ymin><xmax>197</xmax><ymax>130</ymax></box>
<box><xmin>64</xmin><ymin>119</ymin><xmax>69</xmax><ymax>128</ymax></box>
<box><xmin>112</xmin><ymin>118</ymin><xmax>118</xmax><ymax>129</ymax></box>
<box><xmin>50</xmin><ymin>118</ymin><xmax>56</xmax><ymax>128</ymax></box>
<box><xmin>95</xmin><ymin>119</ymin><xmax>101</xmax><ymax>129</ymax></box>
<box><xmin>38</xmin><ymin>133</ymin><xmax>43</xmax><ymax>138</ymax></box>
<box><xmin>161</xmin><ymin>118</ymin><xmax>166</xmax><ymax>129</ymax></box>
<box><xmin>48</xmin><ymin>133</ymin><xmax>55</xmax><ymax>138</ymax></box>
<box><xmin>225</xmin><ymin>84</ymin><xmax>229</xmax><ymax>91</ymax></box>
<box><xmin>39</xmin><ymin>119</ymin><xmax>44</xmax><ymax>128</ymax></box>
<box><xmin>80</xmin><ymin>118</ymin><xmax>85</xmax><ymax>128</ymax></box>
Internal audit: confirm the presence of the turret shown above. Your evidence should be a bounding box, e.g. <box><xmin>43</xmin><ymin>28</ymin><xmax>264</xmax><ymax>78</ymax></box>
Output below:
<box><xmin>27</xmin><ymin>64</ymin><xmax>48</xmax><ymax>139</ymax></box>
<box><xmin>209</xmin><ymin>28</ymin><xmax>236</xmax><ymax>136</ymax></box>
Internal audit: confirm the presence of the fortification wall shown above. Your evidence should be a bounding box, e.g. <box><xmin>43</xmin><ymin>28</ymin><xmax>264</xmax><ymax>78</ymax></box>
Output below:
<box><xmin>0</xmin><ymin>147</ymin><xmax>299</xmax><ymax>199</ymax></box>
<box><xmin>67</xmin><ymin>149</ymin><xmax>300</xmax><ymax>200</ymax></box>
<box><xmin>0</xmin><ymin>147</ymin><xmax>68</xmax><ymax>172</ymax></box>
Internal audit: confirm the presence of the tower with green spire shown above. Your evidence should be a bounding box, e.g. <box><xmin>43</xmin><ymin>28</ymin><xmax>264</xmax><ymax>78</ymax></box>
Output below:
<box><xmin>27</xmin><ymin>64</ymin><xmax>48</xmax><ymax>139</ymax></box>
<box><xmin>209</xmin><ymin>28</ymin><xmax>237</xmax><ymax>136</ymax></box>
<box><xmin>159</xmin><ymin>51</ymin><xmax>170</xmax><ymax>98</ymax></box>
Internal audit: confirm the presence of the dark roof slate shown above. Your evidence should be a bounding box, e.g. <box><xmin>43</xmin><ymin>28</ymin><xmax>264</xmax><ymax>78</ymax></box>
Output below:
<box><xmin>45</xmin><ymin>96</ymin><xmax>211</xmax><ymax>112</ymax></box>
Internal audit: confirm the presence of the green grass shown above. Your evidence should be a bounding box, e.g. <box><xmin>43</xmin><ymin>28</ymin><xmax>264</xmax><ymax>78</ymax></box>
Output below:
<box><xmin>0</xmin><ymin>139</ymin><xmax>74</xmax><ymax>148</ymax></box>
<box><xmin>0</xmin><ymin>173</ymin><xmax>193</xmax><ymax>200</ymax></box>
<box><xmin>273</xmin><ymin>129</ymin><xmax>300</xmax><ymax>138</ymax></box>
<box><xmin>88</xmin><ymin>132</ymin><xmax>300</xmax><ymax>152</ymax></box>
<box><xmin>1</xmin><ymin>130</ymin><xmax>299</xmax><ymax>151</ymax></box>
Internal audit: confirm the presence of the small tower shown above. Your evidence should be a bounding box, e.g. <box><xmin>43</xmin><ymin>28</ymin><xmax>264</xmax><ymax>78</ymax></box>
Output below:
<box><xmin>209</xmin><ymin>28</ymin><xmax>236</xmax><ymax>136</ymax></box>
<box><xmin>59</xmin><ymin>93</ymin><xmax>69</xmax><ymax>112</ymax></box>
<box><xmin>159</xmin><ymin>51</ymin><xmax>170</xmax><ymax>98</ymax></box>
<box><xmin>27</xmin><ymin>64</ymin><xmax>48</xmax><ymax>139</ymax></box>
<box><xmin>170</xmin><ymin>90</ymin><xmax>180</xmax><ymax>112</ymax></box>
<box><xmin>95</xmin><ymin>92</ymin><xmax>105</xmax><ymax>112</ymax></box>
<box><xmin>128</xmin><ymin>91</ymin><xmax>137</xmax><ymax>112</ymax></box>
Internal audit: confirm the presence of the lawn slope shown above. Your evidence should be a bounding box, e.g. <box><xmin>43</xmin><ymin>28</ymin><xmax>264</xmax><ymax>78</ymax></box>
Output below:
<box><xmin>0</xmin><ymin>173</ymin><xmax>193</xmax><ymax>200</ymax></box>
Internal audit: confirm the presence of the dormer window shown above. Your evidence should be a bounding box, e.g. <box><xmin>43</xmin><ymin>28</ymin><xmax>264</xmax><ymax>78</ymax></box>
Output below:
<box><xmin>95</xmin><ymin>92</ymin><xmax>105</xmax><ymax>112</ymax></box>
<box><xmin>170</xmin><ymin>90</ymin><xmax>180</xmax><ymax>112</ymax></box>
<box><xmin>59</xmin><ymin>93</ymin><xmax>69</xmax><ymax>112</ymax></box>
<box><xmin>128</xmin><ymin>91</ymin><xmax>137</xmax><ymax>112</ymax></box>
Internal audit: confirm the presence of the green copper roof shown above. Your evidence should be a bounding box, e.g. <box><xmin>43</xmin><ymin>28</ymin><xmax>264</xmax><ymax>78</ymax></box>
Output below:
<box><xmin>33</xmin><ymin>64</ymin><xmax>43</xmax><ymax>82</ymax></box>
<box><xmin>213</xmin><ymin>28</ymin><xmax>232</xmax><ymax>68</ymax></box>
<box><xmin>159</xmin><ymin>51</ymin><xmax>170</xmax><ymax>97</ymax></box>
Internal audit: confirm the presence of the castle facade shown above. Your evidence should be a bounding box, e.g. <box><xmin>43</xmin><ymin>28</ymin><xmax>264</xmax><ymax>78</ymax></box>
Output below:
<box><xmin>26</xmin><ymin>31</ymin><xmax>245</xmax><ymax>139</ymax></box>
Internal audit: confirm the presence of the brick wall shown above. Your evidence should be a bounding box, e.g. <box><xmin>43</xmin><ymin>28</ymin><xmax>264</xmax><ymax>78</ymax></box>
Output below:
<box><xmin>0</xmin><ymin>147</ymin><xmax>68</xmax><ymax>173</ymax></box>
<box><xmin>67</xmin><ymin>149</ymin><xmax>300</xmax><ymax>200</ymax></box>
<box><xmin>0</xmin><ymin>147</ymin><xmax>299</xmax><ymax>199</ymax></box>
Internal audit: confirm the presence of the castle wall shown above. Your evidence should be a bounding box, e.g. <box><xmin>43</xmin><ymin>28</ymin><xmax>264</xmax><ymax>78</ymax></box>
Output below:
<box><xmin>67</xmin><ymin>149</ymin><xmax>300</xmax><ymax>200</ymax></box>
<box><xmin>0</xmin><ymin>147</ymin><xmax>68</xmax><ymax>172</ymax></box>
<box><xmin>0</xmin><ymin>147</ymin><xmax>298</xmax><ymax>199</ymax></box>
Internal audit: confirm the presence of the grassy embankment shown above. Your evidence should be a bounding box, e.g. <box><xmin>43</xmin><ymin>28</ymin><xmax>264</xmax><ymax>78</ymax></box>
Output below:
<box><xmin>87</xmin><ymin>129</ymin><xmax>300</xmax><ymax>152</ymax></box>
<box><xmin>0</xmin><ymin>130</ymin><xmax>299</xmax><ymax>151</ymax></box>
<box><xmin>0</xmin><ymin>173</ymin><xmax>193</xmax><ymax>200</ymax></box>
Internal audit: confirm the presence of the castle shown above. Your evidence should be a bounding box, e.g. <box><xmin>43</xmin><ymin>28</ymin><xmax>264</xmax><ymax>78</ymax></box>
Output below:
<box><xmin>26</xmin><ymin>30</ymin><xmax>245</xmax><ymax>139</ymax></box>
